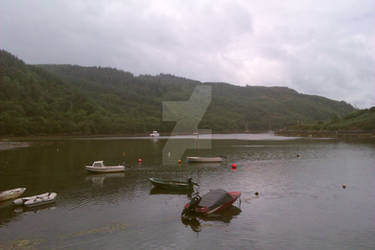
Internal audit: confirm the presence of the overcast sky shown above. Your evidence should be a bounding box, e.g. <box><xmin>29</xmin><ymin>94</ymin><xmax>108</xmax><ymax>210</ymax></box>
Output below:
<box><xmin>1</xmin><ymin>0</ymin><xmax>374</xmax><ymax>108</ymax></box>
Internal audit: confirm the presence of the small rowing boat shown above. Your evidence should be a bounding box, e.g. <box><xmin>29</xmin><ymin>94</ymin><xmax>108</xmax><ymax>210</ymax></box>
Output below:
<box><xmin>0</xmin><ymin>188</ymin><xmax>26</xmax><ymax>202</ymax></box>
<box><xmin>187</xmin><ymin>156</ymin><xmax>224</xmax><ymax>163</ymax></box>
<box><xmin>149</xmin><ymin>177</ymin><xmax>198</xmax><ymax>191</ymax></box>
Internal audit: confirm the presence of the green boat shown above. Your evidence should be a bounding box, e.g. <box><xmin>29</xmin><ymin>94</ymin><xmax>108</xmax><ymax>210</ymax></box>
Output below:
<box><xmin>148</xmin><ymin>177</ymin><xmax>198</xmax><ymax>191</ymax></box>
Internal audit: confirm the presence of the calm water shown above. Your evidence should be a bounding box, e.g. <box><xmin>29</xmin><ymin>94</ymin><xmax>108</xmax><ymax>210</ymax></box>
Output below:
<box><xmin>0</xmin><ymin>134</ymin><xmax>375</xmax><ymax>249</ymax></box>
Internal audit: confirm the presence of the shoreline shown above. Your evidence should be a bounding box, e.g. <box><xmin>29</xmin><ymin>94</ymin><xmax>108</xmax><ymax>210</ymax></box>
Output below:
<box><xmin>276</xmin><ymin>129</ymin><xmax>375</xmax><ymax>139</ymax></box>
<box><xmin>0</xmin><ymin>130</ymin><xmax>272</xmax><ymax>141</ymax></box>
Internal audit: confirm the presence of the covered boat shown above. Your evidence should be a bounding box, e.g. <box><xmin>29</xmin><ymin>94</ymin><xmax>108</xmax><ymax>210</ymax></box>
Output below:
<box><xmin>181</xmin><ymin>189</ymin><xmax>241</xmax><ymax>216</ymax></box>
<box><xmin>0</xmin><ymin>187</ymin><xmax>26</xmax><ymax>202</ymax></box>
<box><xmin>149</xmin><ymin>177</ymin><xmax>198</xmax><ymax>191</ymax></box>
<box><xmin>187</xmin><ymin>156</ymin><xmax>224</xmax><ymax>163</ymax></box>
<box><xmin>85</xmin><ymin>161</ymin><xmax>125</xmax><ymax>173</ymax></box>
<box><xmin>13</xmin><ymin>192</ymin><xmax>57</xmax><ymax>207</ymax></box>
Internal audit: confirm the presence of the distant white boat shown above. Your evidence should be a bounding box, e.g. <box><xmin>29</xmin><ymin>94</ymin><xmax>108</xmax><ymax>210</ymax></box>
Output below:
<box><xmin>13</xmin><ymin>192</ymin><xmax>57</xmax><ymax>207</ymax></box>
<box><xmin>150</xmin><ymin>130</ymin><xmax>160</xmax><ymax>137</ymax></box>
<box><xmin>187</xmin><ymin>156</ymin><xmax>224</xmax><ymax>163</ymax></box>
<box><xmin>0</xmin><ymin>187</ymin><xmax>26</xmax><ymax>202</ymax></box>
<box><xmin>85</xmin><ymin>161</ymin><xmax>125</xmax><ymax>173</ymax></box>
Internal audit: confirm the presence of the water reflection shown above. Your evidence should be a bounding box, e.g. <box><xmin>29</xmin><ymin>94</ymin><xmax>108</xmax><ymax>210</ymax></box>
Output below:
<box><xmin>181</xmin><ymin>205</ymin><xmax>242</xmax><ymax>232</ymax></box>
<box><xmin>14</xmin><ymin>204</ymin><xmax>56</xmax><ymax>214</ymax></box>
<box><xmin>85</xmin><ymin>173</ymin><xmax>125</xmax><ymax>186</ymax></box>
<box><xmin>149</xmin><ymin>187</ymin><xmax>193</xmax><ymax>197</ymax></box>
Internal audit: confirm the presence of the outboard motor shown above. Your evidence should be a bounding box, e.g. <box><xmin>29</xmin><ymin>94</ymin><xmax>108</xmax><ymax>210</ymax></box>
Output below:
<box><xmin>181</xmin><ymin>193</ymin><xmax>201</xmax><ymax>216</ymax></box>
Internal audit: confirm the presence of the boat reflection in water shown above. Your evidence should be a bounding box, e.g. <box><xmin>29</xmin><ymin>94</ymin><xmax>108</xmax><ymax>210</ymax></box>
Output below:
<box><xmin>181</xmin><ymin>205</ymin><xmax>241</xmax><ymax>232</ymax></box>
<box><xmin>149</xmin><ymin>187</ymin><xmax>193</xmax><ymax>198</ymax></box>
<box><xmin>85</xmin><ymin>173</ymin><xmax>125</xmax><ymax>186</ymax></box>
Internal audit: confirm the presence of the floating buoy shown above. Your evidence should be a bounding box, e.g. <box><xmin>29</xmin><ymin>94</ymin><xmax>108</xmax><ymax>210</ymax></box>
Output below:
<box><xmin>342</xmin><ymin>184</ymin><xmax>346</xmax><ymax>189</ymax></box>
<box><xmin>178</xmin><ymin>160</ymin><xmax>182</xmax><ymax>164</ymax></box>
<box><xmin>122</xmin><ymin>152</ymin><xmax>126</xmax><ymax>156</ymax></box>
<box><xmin>296</xmin><ymin>154</ymin><xmax>300</xmax><ymax>157</ymax></box>
<box><xmin>231</xmin><ymin>163</ymin><xmax>237</xmax><ymax>169</ymax></box>
<box><xmin>138</xmin><ymin>158</ymin><xmax>142</xmax><ymax>163</ymax></box>
<box><xmin>255</xmin><ymin>192</ymin><xmax>259</xmax><ymax>196</ymax></box>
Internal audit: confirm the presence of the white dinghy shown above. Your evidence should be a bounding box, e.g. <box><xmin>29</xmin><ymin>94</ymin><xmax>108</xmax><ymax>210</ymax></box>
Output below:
<box><xmin>85</xmin><ymin>161</ymin><xmax>125</xmax><ymax>173</ymax></box>
<box><xmin>150</xmin><ymin>130</ymin><xmax>160</xmax><ymax>137</ymax></box>
<box><xmin>187</xmin><ymin>156</ymin><xmax>224</xmax><ymax>163</ymax></box>
<box><xmin>0</xmin><ymin>187</ymin><xmax>26</xmax><ymax>202</ymax></box>
<box><xmin>13</xmin><ymin>192</ymin><xmax>57</xmax><ymax>207</ymax></box>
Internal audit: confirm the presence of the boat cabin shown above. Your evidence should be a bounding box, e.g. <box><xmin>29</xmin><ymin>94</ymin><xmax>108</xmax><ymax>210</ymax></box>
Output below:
<box><xmin>92</xmin><ymin>161</ymin><xmax>105</xmax><ymax>168</ymax></box>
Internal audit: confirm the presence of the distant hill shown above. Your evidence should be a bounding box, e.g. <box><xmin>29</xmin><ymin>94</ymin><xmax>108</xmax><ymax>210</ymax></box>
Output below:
<box><xmin>0</xmin><ymin>49</ymin><xmax>355</xmax><ymax>136</ymax></box>
<box><xmin>286</xmin><ymin>107</ymin><xmax>375</xmax><ymax>132</ymax></box>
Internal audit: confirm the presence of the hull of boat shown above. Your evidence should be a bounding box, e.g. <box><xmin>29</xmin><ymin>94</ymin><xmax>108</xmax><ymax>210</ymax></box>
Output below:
<box><xmin>85</xmin><ymin>165</ymin><xmax>124</xmax><ymax>173</ymax></box>
<box><xmin>149</xmin><ymin>178</ymin><xmax>193</xmax><ymax>190</ymax></box>
<box><xmin>187</xmin><ymin>157</ymin><xmax>223</xmax><ymax>163</ymax></box>
<box><xmin>0</xmin><ymin>188</ymin><xmax>26</xmax><ymax>201</ymax></box>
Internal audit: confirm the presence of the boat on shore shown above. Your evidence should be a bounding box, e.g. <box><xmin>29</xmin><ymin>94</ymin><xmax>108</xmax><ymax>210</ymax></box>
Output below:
<box><xmin>187</xmin><ymin>156</ymin><xmax>224</xmax><ymax>163</ymax></box>
<box><xmin>150</xmin><ymin>130</ymin><xmax>160</xmax><ymax>137</ymax></box>
<box><xmin>149</xmin><ymin>177</ymin><xmax>198</xmax><ymax>191</ymax></box>
<box><xmin>0</xmin><ymin>188</ymin><xmax>26</xmax><ymax>202</ymax></box>
<box><xmin>181</xmin><ymin>189</ymin><xmax>241</xmax><ymax>216</ymax></box>
<box><xmin>13</xmin><ymin>192</ymin><xmax>57</xmax><ymax>207</ymax></box>
<box><xmin>85</xmin><ymin>161</ymin><xmax>125</xmax><ymax>173</ymax></box>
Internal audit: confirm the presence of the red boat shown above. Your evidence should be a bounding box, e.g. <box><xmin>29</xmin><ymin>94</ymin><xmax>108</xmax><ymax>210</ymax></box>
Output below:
<box><xmin>181</xmin><ymin>189</ymin><xmax>241</xmax><ymax>216</ymax></box>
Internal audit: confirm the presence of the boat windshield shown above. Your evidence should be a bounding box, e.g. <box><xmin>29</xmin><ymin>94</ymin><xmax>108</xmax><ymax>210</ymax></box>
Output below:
<box><xmin>93</xmin><ymin>162</ymin><xmax>103</xmax><ymax>167</ymax></box>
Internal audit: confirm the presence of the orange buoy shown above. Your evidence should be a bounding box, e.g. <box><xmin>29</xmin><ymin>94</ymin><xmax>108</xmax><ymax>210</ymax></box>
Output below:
<box><xmin>138</xmin><ymin>158</ymin><xmax>142</xmax><ymax>163</ymax></box>
<box><xmin>178</xmin><ymin>160</ymin><xmax>182</xmax><ymax>164</ymax></box>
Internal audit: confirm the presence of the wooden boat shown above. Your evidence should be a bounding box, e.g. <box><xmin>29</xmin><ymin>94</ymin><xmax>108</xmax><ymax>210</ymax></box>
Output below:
<box><xmin>85</xmin><ymin>161</ymin><xmax>125</xmax><ymax>173</ymax></box>
<box><xmin>181</xmin><ymin>189</ymin><xmax>241</xmax><ymax>216</ymax></box>
<box><xmin>13</xmin><ymin>192</ymin><xmax>57</xmax><ymax>207</ymax></box>
<box><xmin>149</xmin><ymin>177</ymin><xmax>198</xmax><ymax>190</ymax></box>
<box><xmin>187</xmin><ymin>156</ymin><xmax>224</xmax><ymax>163</ymax></box>
<box><xmin>0</xmin><ymin>187</ymin><xmax>26</xmax><ymax>201</ymax></box>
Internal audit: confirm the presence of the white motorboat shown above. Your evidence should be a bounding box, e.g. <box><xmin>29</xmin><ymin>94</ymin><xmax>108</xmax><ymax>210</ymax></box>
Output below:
<box><xmin>149</xmin><ymin>130</ymin><xmax>160</xmax><ymax>137</ymax></box>
<box><xmin>85</xmin><ymin>161</ymin><xmax>125</xmax><ymax>173</ymax></box>
<box><xmin>187</xmin><ymin>156</ymin><xmax>224</xmax><ymax>163</ymax></box>
<box><xmin>0</xmin><ymin>187</ymin><xmax>26</xmax><ymax>202</ymax></box>
<box><xmin>13</xmin><ymin>192</ymin><xmax>57</xmax><ymax>207</ymax></box>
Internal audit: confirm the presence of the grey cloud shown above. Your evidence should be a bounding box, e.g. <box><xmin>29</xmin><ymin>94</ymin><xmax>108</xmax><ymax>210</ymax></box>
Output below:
<box><xmin>1</xmin><ymin>0</ymin><xmax>374</xmax><ymax>108</ymax></box>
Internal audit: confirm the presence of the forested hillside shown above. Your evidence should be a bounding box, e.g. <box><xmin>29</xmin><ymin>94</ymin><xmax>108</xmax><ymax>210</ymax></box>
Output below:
<box><xmin>287</xmin><ymin>107</ymin><xmax>375</xmax><ymax>131</ymax></box>
<box><xmin>0</xmin><ymin>49</ymin><xmax>355</xmax><ymax>136</ymax></box>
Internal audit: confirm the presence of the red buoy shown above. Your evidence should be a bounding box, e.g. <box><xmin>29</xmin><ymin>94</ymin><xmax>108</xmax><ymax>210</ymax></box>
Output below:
<box><xmin>231</xmin><ymin>163</ymin><xmax>237</xmax><ymax>169</ymax></box>
<box><xmin>138</xmin><ymin>158</ymin><xmax>142</xmax><ymax>163</ymax></box>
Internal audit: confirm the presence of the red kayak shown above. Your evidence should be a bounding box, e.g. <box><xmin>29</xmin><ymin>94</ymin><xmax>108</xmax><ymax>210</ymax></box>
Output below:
<box><xmin>182</xmin><ymin>189</ymin><xmax>241</xmax><ymax>216</ymax></box>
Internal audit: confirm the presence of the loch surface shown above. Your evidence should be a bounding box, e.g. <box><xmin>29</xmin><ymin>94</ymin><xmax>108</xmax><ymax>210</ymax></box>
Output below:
<box><xmin>0</xmin><ymin>134</ymin><xmax>374</xmax><ymax>249</ymax></box>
